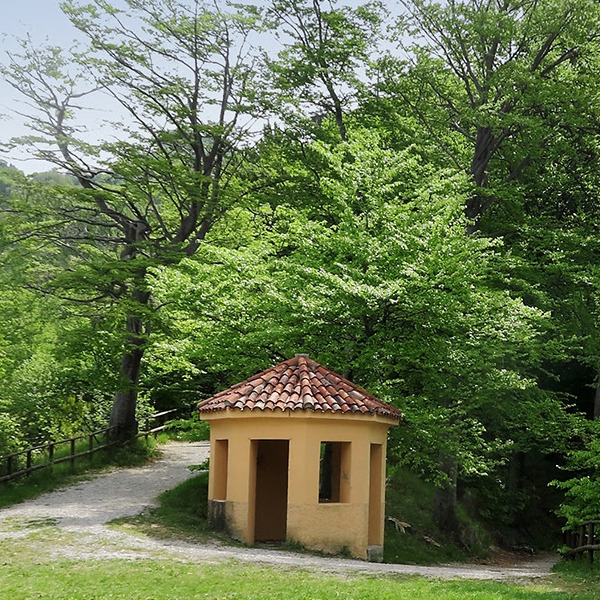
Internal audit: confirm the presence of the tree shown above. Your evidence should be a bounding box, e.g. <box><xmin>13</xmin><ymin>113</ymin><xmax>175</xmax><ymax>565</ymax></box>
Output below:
<box><xmin>553</xmin><ymin>420</ymin><xmax>600</xmax><ymax>528</ymax></box>
<box><xmin>387</xmin><ymin>0</ymin><xmax>600</xmax><ymax>232</ymax></box>
<box><xmin>150</xmin><ymin>129</ymin><xmax>572</xmax><ymax>541</ymax></box>
<box><xmin>1</xmin><ymin>0</ymin><xmax>264</xmax><ymax>438</ymax></box>
<box><xmin>265</xmin><ymin>0</ymin><xmax>385</xmax><ymax>141</ymax></box>
<box><xmin>366</xmin><ymin>0</ymin><xmax>600</xmax><ymax>535</ymax></box>
<box><xmin>0</xmin><ymin>170</ymin><xmax>120</xmax><ymax>446</ymax></box>
<box><xmin>0</xmin><ymin>160</ymin><xmax>21</xmax><ymax>198</ymax></box>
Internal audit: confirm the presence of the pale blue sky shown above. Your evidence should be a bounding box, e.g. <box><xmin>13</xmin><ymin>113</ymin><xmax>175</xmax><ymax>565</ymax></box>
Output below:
<box><xmin>1</xmin><ymin>1</ymin><xmax>83</xmax><ymax>172</ymax></box>
<box><xmin>0</xmin><ymin>0</ymin><xmax>400</xmax><ymax>173</ymax></box>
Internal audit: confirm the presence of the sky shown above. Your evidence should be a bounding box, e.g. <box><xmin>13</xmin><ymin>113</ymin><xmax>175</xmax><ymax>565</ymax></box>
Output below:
<box><xmin>1</xmin><ymin>1</ymin><xmax>81</xmax><ymax>172</ymax></box>
<box><xmin>0</xmin><ymin>0</ymin><xmax>275</xmax><ymax>174</ymax></box>
<box><xmin>0</xmin><ymin>0</ymin><xmax>280</xmax><ymax>174</ymax></box>
<box><xmin>0</xmin><ymin>0</ymin><xmax>401</xmax><ymax>174</ymax></box>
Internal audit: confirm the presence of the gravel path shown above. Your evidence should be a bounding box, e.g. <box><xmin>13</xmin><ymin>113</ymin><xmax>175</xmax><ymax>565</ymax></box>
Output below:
<box><xmin>0</xmin><ymin>441</ymin><xmax>557</xmax><ymax>581</ymax></box>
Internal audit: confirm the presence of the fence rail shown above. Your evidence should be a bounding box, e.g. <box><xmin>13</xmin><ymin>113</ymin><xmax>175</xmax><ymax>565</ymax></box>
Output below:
<box><xmin>0</xmin><ymin>408</ymin><xmax>181</xmax><ymax>485</ymax></box>
<box><xmin>137</xmin><ymin>408</ymin><xmax>180</xmax><ymax>441</ymax></box>
<box><xmin>563</xmin><ymin>520</ymin><xmax>600</xmax><ymax>563</ymax></box>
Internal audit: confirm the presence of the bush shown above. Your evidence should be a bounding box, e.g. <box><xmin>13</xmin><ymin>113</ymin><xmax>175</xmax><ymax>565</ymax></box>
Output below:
<box><xmin>0</xmin><ymin>412</ymin><xmax>25</xmax><ymax>456</ymax></box>
<box><xmin>163</xmin><ymin>414</ymin><xmax>210</xmax><ymax>441</ymax></box>
<box><xmin>552</xmin><ymin>421</ymin><xmax>600</xmax><ymax>528</ymax></box>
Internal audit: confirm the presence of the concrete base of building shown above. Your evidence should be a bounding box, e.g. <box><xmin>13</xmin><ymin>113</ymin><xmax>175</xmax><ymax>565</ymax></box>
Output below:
<box><xmin>367</xmin><ymin>545</ymin><xmax>384</xmax><ymax>563</ymax></box>
<box><xmin>208</xmin><ymin>499</ymin><xmax>227</xmax><ymax>532</ymax></box>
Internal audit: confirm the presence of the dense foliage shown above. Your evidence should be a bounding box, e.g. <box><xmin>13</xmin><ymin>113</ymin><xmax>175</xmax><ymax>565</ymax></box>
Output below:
<box><xmin>2</xmin><ymin>0</ymin><xmax>600</xmax><ymax>546</ymax></box>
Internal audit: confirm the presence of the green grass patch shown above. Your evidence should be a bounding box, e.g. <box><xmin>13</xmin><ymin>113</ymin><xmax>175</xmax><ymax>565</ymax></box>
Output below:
<box><xmin>0</xmin><ymin>541</ymin><xmax>597</xmax><ymax>600</ymax></box>
<box><xmin>552</xmin><ymin>558</ymin><xmax>600</xmax><ymax>594</ymax></box>
<box><xmin>0</xmin><ymin>438</ymin><xmax>159</xmax><ymax>509</ymax></box>
<box><xmin>384</xmin><ymin>466</ymin><xmax>475</xmax><ymax>564</ymax></box>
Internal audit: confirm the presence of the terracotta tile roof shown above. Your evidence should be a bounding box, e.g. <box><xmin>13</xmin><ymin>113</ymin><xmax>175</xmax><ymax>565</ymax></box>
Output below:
<box><xmin>198</xmin><ymin>355</ymin><xmax>401</xmax><ymax>420</ymax></box>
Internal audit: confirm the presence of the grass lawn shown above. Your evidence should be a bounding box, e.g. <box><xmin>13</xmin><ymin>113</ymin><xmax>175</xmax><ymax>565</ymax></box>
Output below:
<box><xmin>3</xmin><ymin>443</ymin><xmax>599</xmax><ymax>599</ymax></box>
<box><xmin>0</xmin><ymin>542</ymin><xmax>599</xmax><ymax>600</ymax></box>
<box><xmin>2</xmin><ymin>466</ymin><xmax>600</xmax><ymax>599</ymax></box>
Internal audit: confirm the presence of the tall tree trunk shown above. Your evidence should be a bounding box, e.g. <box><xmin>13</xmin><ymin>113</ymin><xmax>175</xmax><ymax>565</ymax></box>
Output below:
<box><xmin>433</xmin><ymin>452</ymin><xmax>460</xmax><ymax>539</ymax></box>
<box><xmin>594</xmin><ymin>376</ymin><xmax>600</xmax><ymax>419</ymax></box>
<box><xmin>507</xmin><ymin>451</ymin><xmax>524</xmax><ymax>535</ymax></box>
<box><xmin>108</xmin><ymin>285</ymin><xmax>150</xmax><ymax>440</ymax></box>
<box><xmin>108</xmin><ymin>338</ymin><xmax>144</xmax><ymax>439</ymax></box>
<box><xmin>465</xmin><ymin>125</ymin><xmax>497</xmax><ymax>234</ymax></box>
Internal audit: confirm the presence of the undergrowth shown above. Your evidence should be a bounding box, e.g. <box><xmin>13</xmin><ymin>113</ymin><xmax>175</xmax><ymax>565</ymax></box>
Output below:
<box><xmin>384</xmin><ymin>466</ymin><xmax>487</xmax><ymax>564</ymax></box>
<box><xmin>162</xmin><ymin>414</ymin><xmax>210</xmax><ymax>441</ymax></box>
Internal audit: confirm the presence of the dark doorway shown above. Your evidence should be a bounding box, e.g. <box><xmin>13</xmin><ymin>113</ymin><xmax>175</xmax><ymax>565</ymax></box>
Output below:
<box><xmin>368</xmin><ymin>443</ymin><xmax>383</xmax><ymax>545</ymax></box>
<box><xmin>253</xmin><ymin>440</ymin><xmax>289</xmax><ymax>542</ymax></box>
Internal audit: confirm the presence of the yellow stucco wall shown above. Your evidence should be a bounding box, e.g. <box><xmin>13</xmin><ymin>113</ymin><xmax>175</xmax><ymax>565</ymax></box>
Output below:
<box><xmin>202</xmin><ymin>410</ymin><xmax>396</xmax><ymax>559</ymax></box>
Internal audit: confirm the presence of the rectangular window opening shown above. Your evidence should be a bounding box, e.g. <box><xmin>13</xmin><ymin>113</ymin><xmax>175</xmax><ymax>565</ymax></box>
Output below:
<box><xmin>318</xmin><ymin>441</ymin><xmax>350</xmax><ymax>503</ymax></box>
<box><xmin>213</xmin><ymin>439</ymin><xmax>229</xmax><ymax>500</ymax></box>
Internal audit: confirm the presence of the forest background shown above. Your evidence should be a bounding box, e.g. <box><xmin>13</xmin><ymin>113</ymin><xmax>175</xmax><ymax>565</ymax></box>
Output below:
<box><xmin>1</xmin><ymin>0</ymin><xmax>600</xmax><ymax>547</ymax></box>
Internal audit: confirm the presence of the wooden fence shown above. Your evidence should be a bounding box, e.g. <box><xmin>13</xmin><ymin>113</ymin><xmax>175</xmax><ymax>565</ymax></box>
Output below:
<box><xmin>0</xmin><ymin>408</ymin><xmax>180</xmax><ymax>485</ymax></box>
<box><xmin>563</xmin><ymin>520</ymin><xmax>600</xmax><ymax>564</ymax></box>
<box><xmin>137</xmin><ymin>409</ymin><xmax>180</xmax><ymax>441</ymax></box>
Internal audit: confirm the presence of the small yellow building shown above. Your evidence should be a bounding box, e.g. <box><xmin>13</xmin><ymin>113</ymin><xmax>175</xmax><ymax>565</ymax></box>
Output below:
<box><xmin>198</xmin><ymin>354</ymin><xmax>401</xmax><ymax>561</ymax></box>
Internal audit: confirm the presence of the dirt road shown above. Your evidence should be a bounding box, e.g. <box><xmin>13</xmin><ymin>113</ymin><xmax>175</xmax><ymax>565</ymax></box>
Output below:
<box><xmin>0</xmin><ymin>441</ymin><xmax>556</xmax><ymax>581</ymax></box>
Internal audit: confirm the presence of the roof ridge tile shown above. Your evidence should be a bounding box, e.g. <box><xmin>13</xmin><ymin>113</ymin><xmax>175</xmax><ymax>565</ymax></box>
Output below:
<box><xmin>198</xmin><ymin>355</ymin><xmax>401</xmax><ymax>420</ymax></box>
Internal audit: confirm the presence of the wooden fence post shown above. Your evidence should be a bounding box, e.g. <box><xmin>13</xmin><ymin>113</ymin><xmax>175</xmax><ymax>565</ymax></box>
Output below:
<box><xmin>0</xmin><ymin>411</ymin><xmax>174</xmax><ymax>485</ymax></box>
<box><xmin>70</xmin><ymin>439</ymin><xmax>76</xmax><ymax>471</ymax></box>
